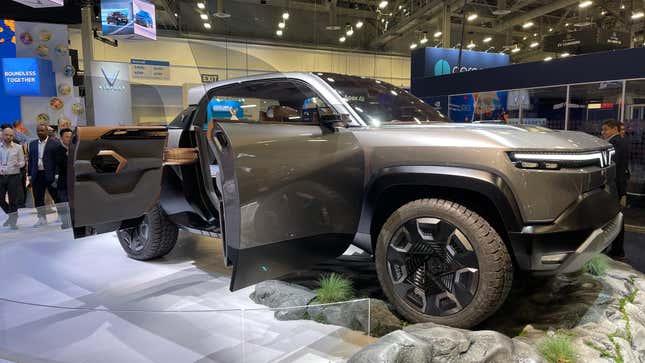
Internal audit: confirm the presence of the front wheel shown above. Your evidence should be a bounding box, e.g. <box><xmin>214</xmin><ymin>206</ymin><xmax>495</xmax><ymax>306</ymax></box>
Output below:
<box><xmin>375</xmin><ymin>198</ymin><xmax>513</xmax><ymax>328</ymax></box>
<box><xmin>117</xmin><ymin>204</ymin><xmax>178</xmax><ymax>260</ymax></box>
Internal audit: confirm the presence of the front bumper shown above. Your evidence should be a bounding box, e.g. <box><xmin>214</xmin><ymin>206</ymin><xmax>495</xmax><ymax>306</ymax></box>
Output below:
<box><xmin>554</xmin><ymin>212</ymin><xmax>622</xmax><ymax>274</ymax></box>
<box><xmin>509</xmin><ymin>212</ymin><xmax>622</xmax><ymax>274</ymax></box>
<box><xmin>513</xmin><ymin>212</ymin><xmax>623</xmax><ymax>275</ymax></box>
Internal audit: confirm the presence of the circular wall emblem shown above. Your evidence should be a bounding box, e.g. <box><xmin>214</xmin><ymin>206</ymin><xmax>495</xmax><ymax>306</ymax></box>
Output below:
<box><xmin>434</xmin><ymin>59</ymin><xmax>451</xmax><ymax>76</ymax></box>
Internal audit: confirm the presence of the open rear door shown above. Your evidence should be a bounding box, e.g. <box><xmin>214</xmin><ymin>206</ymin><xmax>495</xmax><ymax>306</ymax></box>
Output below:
<box><xmin>68</xmin><ymin>126</ymin><xmax>168</xmax><ymax>238</ymax></box>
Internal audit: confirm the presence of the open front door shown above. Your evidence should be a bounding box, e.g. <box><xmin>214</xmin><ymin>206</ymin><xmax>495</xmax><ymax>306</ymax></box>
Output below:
<box><xmin>210</xmin><ymin>122</ymin><xmax>365</xmax><ymax>290</ymax></box>
<box><xmin>69</xmin><ymin>126</ymin><xmax>168</xmax><ymax>238</ymax></box>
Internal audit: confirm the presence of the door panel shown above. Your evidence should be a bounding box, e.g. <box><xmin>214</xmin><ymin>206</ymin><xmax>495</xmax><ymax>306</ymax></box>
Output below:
<box><xmin>212</xmin><ymin>122</ymin><xmax>364</xmax><ymax>290</ymax></box>
<box><xmin>69</xmin><ymin>126</ymin><xmax>167</xmax><ymax>237</ymax></box>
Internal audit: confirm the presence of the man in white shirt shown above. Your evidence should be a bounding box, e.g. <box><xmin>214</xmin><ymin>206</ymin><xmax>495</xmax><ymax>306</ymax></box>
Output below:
<box><xmin>0</xmin><ymin>127</ymin><xmax>26</xmax><ymax>229</ymax></box>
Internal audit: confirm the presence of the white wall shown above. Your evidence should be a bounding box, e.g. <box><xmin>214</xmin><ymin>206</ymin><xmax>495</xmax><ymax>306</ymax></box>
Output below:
<box><xmin>69</xmin><ymin>29</ymin><xmax>411</xmax><ymax>88</ymax></box>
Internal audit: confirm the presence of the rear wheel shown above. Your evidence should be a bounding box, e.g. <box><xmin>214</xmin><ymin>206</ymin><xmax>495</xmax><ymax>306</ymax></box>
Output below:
<box><xmin>375</xmin><ymin>198</ymin><xmax>513</xmax><ymax>328</ymax></box>
<box><xmin>117</xmin><ymin>204</ymin><xmax>178</xmax><ymax>260</ymax></box>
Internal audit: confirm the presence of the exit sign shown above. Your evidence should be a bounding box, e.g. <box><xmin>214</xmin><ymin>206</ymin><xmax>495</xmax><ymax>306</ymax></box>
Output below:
<box><xmin>201</xmin><ymin>74</ymin><xmax>219</xmax><ymax>83</ymax></box>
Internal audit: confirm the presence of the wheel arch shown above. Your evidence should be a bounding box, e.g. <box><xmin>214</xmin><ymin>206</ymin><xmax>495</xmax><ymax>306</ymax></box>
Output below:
<box><xmin>356</xmin><ymin>166</ymin><xmax>524</xmax><ymax>255</ymax></box>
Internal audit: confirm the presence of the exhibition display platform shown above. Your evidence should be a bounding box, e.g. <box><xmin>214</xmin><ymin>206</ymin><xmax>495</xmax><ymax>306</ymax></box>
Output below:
<box><xmin>0</xmin><ymin>207</ymin><xmax>373</xmax><ymax>363</ymax></box>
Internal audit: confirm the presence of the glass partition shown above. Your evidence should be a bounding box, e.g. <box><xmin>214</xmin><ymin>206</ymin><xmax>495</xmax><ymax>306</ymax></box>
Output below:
<box><xmin>567</xmin><ymin>81</ymin><xmax>622</xmax><ymax>135</ymax></box>
<box><xmin>625</xmin><ymin>79</ymin><xmax>645</xmax><ymax>208</ymax></box>
<box><xmin>522</xmin><ymin>86</ymin><xmax>568</xmax><ymax>129</ymax></box>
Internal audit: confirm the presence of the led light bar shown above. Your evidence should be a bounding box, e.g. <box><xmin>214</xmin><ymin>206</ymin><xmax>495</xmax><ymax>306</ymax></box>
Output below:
<box><xmin>510</xmin><ymin>149</ymin><xmax>615</xmax><ymax>169</ymax></box>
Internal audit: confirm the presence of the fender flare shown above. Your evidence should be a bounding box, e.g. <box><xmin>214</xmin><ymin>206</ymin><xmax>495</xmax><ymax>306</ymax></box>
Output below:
<box><xmin>354</xmin><ymin>165</ymin><xmax>524</xmax><ymax>252</ymax></box>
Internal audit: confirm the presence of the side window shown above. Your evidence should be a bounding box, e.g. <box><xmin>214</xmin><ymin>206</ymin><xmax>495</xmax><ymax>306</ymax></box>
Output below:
<box><xmin>205</xmin><ymin>79</ymin><xmax>334</xmax><ymax>127</ymax></box>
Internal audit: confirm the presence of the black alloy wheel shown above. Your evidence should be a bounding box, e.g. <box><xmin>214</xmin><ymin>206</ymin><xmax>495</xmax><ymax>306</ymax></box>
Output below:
<box><xmin>375</xmin><ymin>199</ymin><xmax>513</xmax><ymax>328</ymax></box>
<box><xmin>386</xmin><ymin>217</ymin><xmax>479</xmax><ymax>316</ymax></box>
<box><xmin>117</xmin><ymin>215</ymin><xmax>150</xmax><ymax>253</ymax></box>
<box><xmin>116</xmin><ymin>203</ymin><xmax>179</xmax><ymax>261</ymax></box>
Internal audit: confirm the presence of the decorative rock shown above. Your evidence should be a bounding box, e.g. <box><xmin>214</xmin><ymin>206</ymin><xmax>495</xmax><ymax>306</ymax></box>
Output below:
<box><xmin>351</xmin><ymin>322</ymin><xmax>545</xmax><ymax>363</ymax></box>
<box><xmin>347</xmin><ymin>330</ymin><xmax>433</xmax><ymax>363</ymax></box>
<box><xmin>249</xmin><ymin>280</ymin><xmax>317</xmax><ymax>320</ymax></box>
<box><xmin>305</xmin><ymin>299</ymin><xmax>403</xmax><ymax>335</ymax></box>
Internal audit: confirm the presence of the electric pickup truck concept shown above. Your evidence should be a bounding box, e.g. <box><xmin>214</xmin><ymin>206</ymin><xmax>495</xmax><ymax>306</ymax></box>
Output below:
<box><xmin>68</xmin><ymin>72</ymin><xmax>622</xmax><ymax>328</ymax></box>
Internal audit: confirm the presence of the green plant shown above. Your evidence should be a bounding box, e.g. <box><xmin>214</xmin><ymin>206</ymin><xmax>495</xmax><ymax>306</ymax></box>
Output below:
<box><xmin>538</xmin><ymin>334</ymin><xmax>577</xmax><ymax>363</ymax></box>
<box><xmin>314</xmin><ymin>273</ymin><xmax>355</xmax><ymax>304</ymax></box>
<box><xmin>584</xmin><ymin>255</ymin><xmax>609</xmax><ymax>276</ymax></box>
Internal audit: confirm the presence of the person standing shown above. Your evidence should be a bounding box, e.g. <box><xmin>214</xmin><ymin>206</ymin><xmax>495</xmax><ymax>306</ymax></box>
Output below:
<box><xmin>56</xmin><ymin>128</ymin><xmax>72</xmax><ymax>229</ymax></box>
<box><xmin>28</xmin><ymin>123</ymin><xmax>61</xmax><ymax>227</ymax></box>
<box><xmin>0</xmin><ymin>127</ymin><xmax>26</xmax><ymax>229</ymax></box>
<box><xmin>601</xmin><ymin>119</ymin><xmax>629</xmax><ymax>260</ymax></box>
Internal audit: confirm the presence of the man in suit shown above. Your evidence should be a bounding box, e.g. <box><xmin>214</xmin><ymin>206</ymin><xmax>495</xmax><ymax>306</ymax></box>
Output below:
<box><xmin>28</xmin><ymin>123</ymin><xmax>61</xmax><ymax>227</ymax></box>
<box><xmin>56</xmin><ymin>128</ymin><xmax>72</xmax><ymax>229</ymax></box>
<box><xmin>601</xmin><ymin>119</ymin><xmax>629</xmax><ymax>260</ymax></box>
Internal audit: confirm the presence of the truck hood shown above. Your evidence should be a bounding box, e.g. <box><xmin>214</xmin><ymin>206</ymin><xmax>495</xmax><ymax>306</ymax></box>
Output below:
<box><xmin>371</xmin><ymin>123</ymin><xmax>610</xmax><ymax>151</ymax></box>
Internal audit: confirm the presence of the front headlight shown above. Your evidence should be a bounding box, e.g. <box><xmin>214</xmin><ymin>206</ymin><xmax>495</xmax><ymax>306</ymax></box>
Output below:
<box><xmin>508</xmin><ymin>149</ymin><xmax>615</xmax><ymax>170</ymax></box>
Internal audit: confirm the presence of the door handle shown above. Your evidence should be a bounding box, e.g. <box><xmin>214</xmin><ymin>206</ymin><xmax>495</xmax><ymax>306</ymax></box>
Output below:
<box><xmin>214</xmin><ymin>131</ymin><xmax>229</xmax><ymax>149</ymax></box>
<box><xmin>93</xmin><ymin>150</ymin><xmax>128</xmax><ymax>174</ymax></box>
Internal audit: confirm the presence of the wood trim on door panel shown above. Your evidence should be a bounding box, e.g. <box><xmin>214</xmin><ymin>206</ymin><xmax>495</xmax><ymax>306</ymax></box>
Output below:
<box><xmin>163</xmin><ymin>147</ymin><xmax>199</xmax><ymax>165</ymax></box>
<box><xmin>77</xmin><ymin>126</ymin><xmax>168</xmax><ymax>141</ymax></box>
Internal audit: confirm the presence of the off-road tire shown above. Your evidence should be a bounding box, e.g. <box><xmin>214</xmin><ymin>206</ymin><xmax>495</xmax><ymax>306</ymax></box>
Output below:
<box><xmin>117</xmin><ymin>204</ymin><xmax>178</xmax><ymax>260</ymax></box>
<box><xmin>375</xmin><ymin>198</ymin><xmax>514</xmax><ymax>328</ymax></box>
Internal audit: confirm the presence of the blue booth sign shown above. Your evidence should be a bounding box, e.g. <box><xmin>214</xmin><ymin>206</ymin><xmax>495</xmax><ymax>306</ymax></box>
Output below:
<box><xmin>1</xmin><ymin>58</ymin><xmax>56</xmax><ymax>97</ymax></box>
<box><xmin>411</xmin><ymin>48</ymin><xmax>510</xmax><ymax>79</ymax></box>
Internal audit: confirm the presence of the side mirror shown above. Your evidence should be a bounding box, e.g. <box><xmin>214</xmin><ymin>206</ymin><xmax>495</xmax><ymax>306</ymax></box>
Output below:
<box><xmin>319</xmin><ymin>113</ymin><xmax>351</xmax><ymax>128</ymax></box>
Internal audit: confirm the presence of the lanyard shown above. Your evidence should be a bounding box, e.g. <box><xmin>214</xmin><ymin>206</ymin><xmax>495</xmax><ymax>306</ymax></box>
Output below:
<box><xmin>0</xmin><ymin>145</ymin><xmax>10</xmax><ymax>167</ymax></box>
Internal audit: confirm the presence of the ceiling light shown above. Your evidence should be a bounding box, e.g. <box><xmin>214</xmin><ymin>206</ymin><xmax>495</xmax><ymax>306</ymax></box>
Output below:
<box><xmin>200</xmin><ymin>13</ymin><xmax>208</xmax><ymax>20</ymax></box>
<box><xmin>467</xmin><ymin>41</ymin><xmax>476</xmax><ymax>49</ymax></box>
<box><xmin>398</xmin><ymin>4</ymin><xmax>402</xmax><ymax>10</ymax></box>
<box><xmin>565</xmin><ymin>23</ymin><xmax>570</xmax><ymax>26</ymax></box>
<box><xmin>601</xmin><ymin>10</ymin><xmax>607</xmax><ymax>15</ymax></box>
<box><xmin>620</xmin><ymin>4</ymin><xmax>625</xmax><ymax>9</ymax></box>
<box><xmin>467</xmin><ymin>13</ymin><xmax>478</xmax><ymax>21</ymax></box>
<box><xmin>561</xmin><ymin>52</ymin><xmax>570</xmax><ymax>57</ymax></box>
<box><xmin>379</xmin><ymin>1</ymin><xmax>388</xmax><ymax>9</ymax></box>
<box><xmin>356</xmin><ymin>20</ymin><xmax>364</xmax><ymax>28</ymax></box>
<box><xmin>346</xmin><ymin>27</ymin><xmax>354</xmax><ymax>36</ymax></box>
<box><xmin>533</xmin><ymin>33</ymin><xmax>538</xmax><ymax>36</ymax></box>
<box><xmin>530</xmin><ymin>41</ymin><xmax>539</xmax><ymax>48</ymax></box>
<box><xmin>434</xmin><ymin>31</ymin><xmax>442</xmax><ymax>37</ymax></box>
<box><xmin>276</xmin><ymin>29</ymin><xmax>283</xmax><ymax>36</ymax></box>
<box><xmin>339</xmin><ymin>36</ymin><xmax>346</xmax><ymax>42</ymax></box>
<box><xmin>632</xmin><ymin>11</ymin><xmax>644</xmax><ymax>19</ymax></box>
<box><xmin>410</xmin><ymin>43</ymin><xmax>418</xmax><ymax>49</ymax></box>
<box><xmin>278</xmin><ymin>21</ymin><xmax>285</xmax><ymax>29</ymax></box>
<box><xmin>579</xmin><ymin>1</ymin><xmax>593</xmax><ymax>8</ymax></box>
<box><xmin>420</xmin><ymin>32</ymin><xmax>428</xmax><ymax>44</ymax></box>
<box><xmin>203</xmin><ymin>22</ymin><xmax>211</xmax><ymax>29</ymax></box>
<box><xmin>522</xmin><ymin>21</ymin><xmax>534</xmax><ymax>28</ymax></box>
<box><xmin>549</xmin><ymin>27</ymin><xmax>553</xmax><ymax>32</ymax></box>
<box><xmin>522</xmin><ymin>36</ymin><xmax>527</xmax><ymax>40</ymax></box>
<box><xmin>544</xmin><ymin>56</ymin><xmax>553</xmax><ymax>61</ymax></box>
<box><xmin>511</xmin><ymin>46</ymin><xmax>521</xmax><ymax>53</ymax></box>
<box><xmin>197</xmin><ymin>2</ymin><xmax>205</xmax><ymax>9</ymax></box>
<box><xmin>174</xmin><ymin>12</ymin><xmax>178</xmax><ymax>17</ymax></box>
<box><xmin>282</xmin><ymin>12</ymin><xmax>290</xmax><ymax>20</ymax></box>
<box><xmin>483</xmin><ymin>36</ymin><xmax>492</xmax><ymax>43</ymax></box>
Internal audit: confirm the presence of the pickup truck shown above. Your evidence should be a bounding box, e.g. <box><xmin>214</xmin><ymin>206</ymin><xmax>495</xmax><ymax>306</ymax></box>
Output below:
<box><xmin>67</xmin><ymin>72</ymin><xmax>622</xmax><ymax>328</ymax></box>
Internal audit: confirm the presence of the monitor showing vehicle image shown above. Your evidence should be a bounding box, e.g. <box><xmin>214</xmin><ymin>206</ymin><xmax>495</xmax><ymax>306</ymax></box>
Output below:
<box><xmin>101</xmin><ymin>0</ymin><xmax>133</xmax><ymax>36</ymax></box>
<box><xmin>132</xmin><ymin>0</ymin><xmax>156</xmax><ymax>40</ymax></box>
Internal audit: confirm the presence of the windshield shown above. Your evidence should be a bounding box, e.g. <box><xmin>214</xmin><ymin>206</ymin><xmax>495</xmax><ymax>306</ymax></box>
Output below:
<box><xmin>318</xmin><ymin>73</ymin><xmax>448</xmax><ymax>126</ymax></box>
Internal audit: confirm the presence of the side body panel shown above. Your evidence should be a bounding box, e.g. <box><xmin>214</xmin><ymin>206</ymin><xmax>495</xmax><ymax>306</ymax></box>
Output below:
<box><xmin>215</xmin><ymin>122</ymin><xmax>365</xmax><ymax>290</ymax></box>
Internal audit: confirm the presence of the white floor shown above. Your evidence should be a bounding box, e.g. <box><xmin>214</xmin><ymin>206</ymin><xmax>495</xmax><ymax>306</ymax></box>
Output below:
<box><xmin>0</xmin><ymin>208</ymin><xmax>373</xmax><ymax>363</ymax></box>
